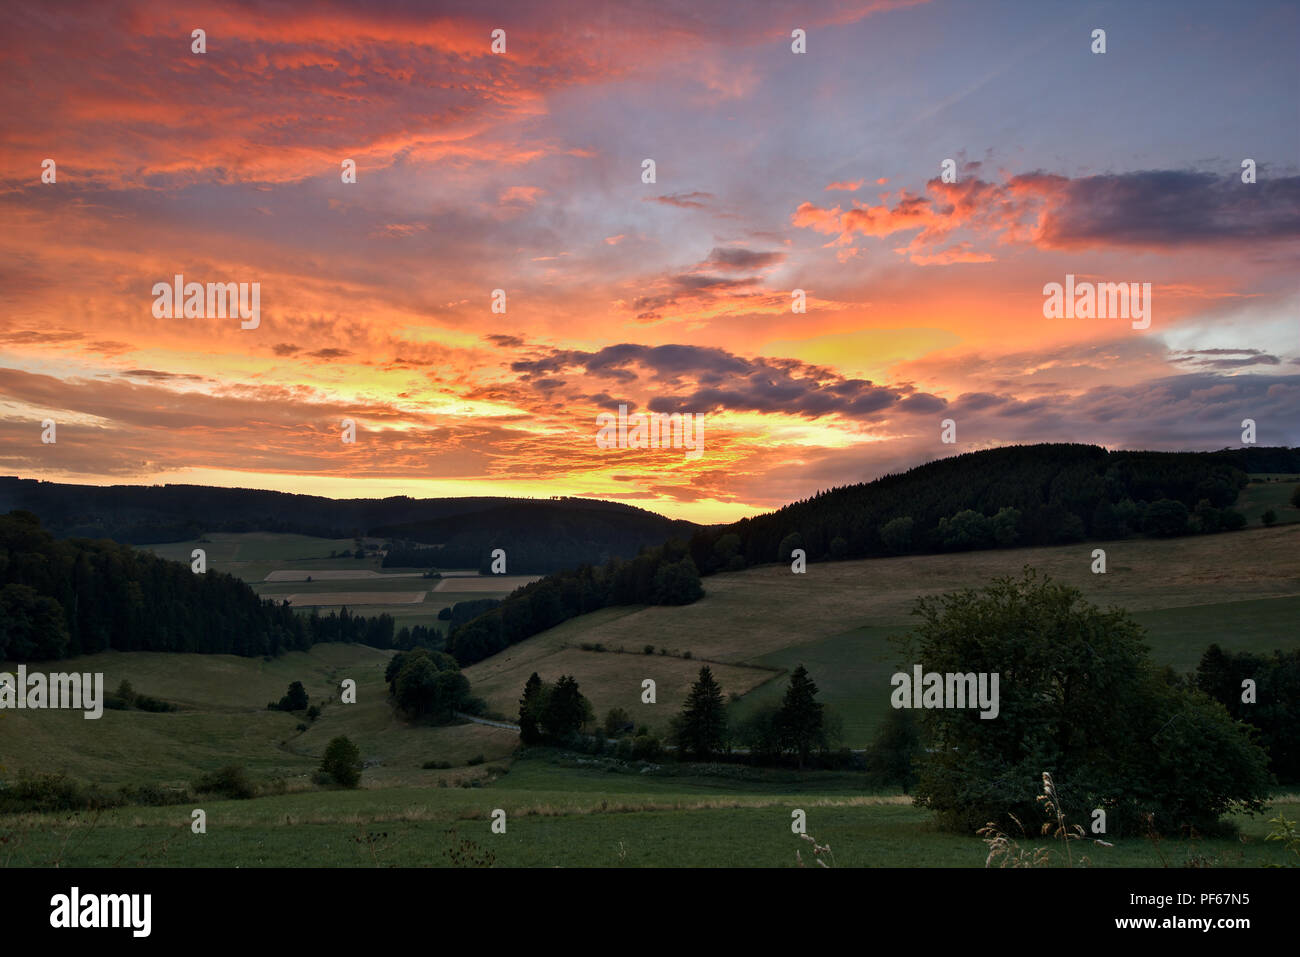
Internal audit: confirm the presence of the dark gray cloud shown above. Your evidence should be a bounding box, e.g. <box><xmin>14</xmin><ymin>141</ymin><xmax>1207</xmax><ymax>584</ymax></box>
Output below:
<box><xmin>511</xmin><ymin>342</ymin><xmax>945</xmax><ymax>420</ymax></box>
<box><xmin>1033</xmin><ymin>170</ymin><xmax>1300</xmax><ymax>249</ymax></box>
<box><xmin>703</xmin><ymin>247</ymin><xmax>785</xmax><ymax>271</ymax></box>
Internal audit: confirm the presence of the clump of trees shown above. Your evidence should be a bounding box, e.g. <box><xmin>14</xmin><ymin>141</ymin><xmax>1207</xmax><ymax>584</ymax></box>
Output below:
<box><xmin>517</xmin><ymin>672</ymin><xmax>594</xmax><ymax>745</ymax></box>
<box><xmin>898</xmin><ymin>568</ymin><xmax>1272</xmax><ymax>836</ymax></box>
<box><xmin>450</xmin><ymin>539</ymin><xmax>704</xmax><ymax>665</ymax></box>
<box><xmin>0</xmin><ymin>510</ymin><xmax>446</xmax><ymax>663</ymax></box>
<box><xmin>1196</xmin><ymin>644</ymin><xmax>1300</xmax><ymax>784</ymax></box>
<box><xmin>730</xmin><ymin>666</ymin><xmax>840</xmax><ymax>768</ymax></box>
<box><xmin>384</xmin><ymin>648</ymin><xmax>480</xmax><ymax>722</ymax></box>
<box><xmin>268</xmin><ymin>680</ymin><xmax>309</xmax><ymax>712</ymax></box>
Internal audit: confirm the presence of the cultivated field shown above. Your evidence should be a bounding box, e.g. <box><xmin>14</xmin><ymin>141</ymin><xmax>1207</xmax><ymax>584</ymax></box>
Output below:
<box><xmin>143</xmin><ymin>533</ymin><xmax>531</xmax><ymax>629</ymax></box>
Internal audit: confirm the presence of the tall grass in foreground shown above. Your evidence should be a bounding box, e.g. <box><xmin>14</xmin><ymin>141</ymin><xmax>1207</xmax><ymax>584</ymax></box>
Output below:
<box><xmin>977</xmin><ymin>772</ymin><xmax>1112</xmax><ymax>868</ymax></box>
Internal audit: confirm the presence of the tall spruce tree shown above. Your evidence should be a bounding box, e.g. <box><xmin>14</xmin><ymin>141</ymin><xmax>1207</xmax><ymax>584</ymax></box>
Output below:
<box><xmin>518</xmin><ymin>671</ymin><xmax>544</xmax><ymax>745</ymax></box>
<box><xmin>541</xmin><ymin>674</ymin><xmax>587</xmax><ymax>741</ymax></box>
<box><xmin>674</xmin><ymin>666</ymin><xmax>727</xmax><ymax>761</ymax></box>
<box><xmin>777</xmin><ymin>664</ymin><xmax>824</xmax><ymax>769</ymax></box>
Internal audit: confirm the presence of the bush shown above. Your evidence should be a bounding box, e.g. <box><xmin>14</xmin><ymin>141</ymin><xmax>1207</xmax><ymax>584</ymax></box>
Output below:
<box><xmin>319</xmin><ymin>736</ymin><xmax>363</xmax><ymax>788</ymax></box>
<box><xmin>306</xmin><ymin>704</ymin><xmax>321</xmax><ymax>721</ymax></box>
<box><xmin>192</xmin><ymin>765</ymin><xmax>256</xmax><ymax>800</ymax></box>
<box><xmin>630</xmin><ymin>734</ymin><xmax>662</xmax><ymax>761</ymax></box>
<box><xmin>880</xmin><ymin>516</ymin><xmax>914</xmax><ymax>554</ymax></box>
<box><xmin>901</xmin><ymin>569</ymin><xmax>1270</xmax><ymax>835</ymax></box>
<box><xmin>0</xmin><ymin>772</ymin><xmax>119</xmax><ymax>813</ymax></box>
<box><xmin>120</xmin><ymin>783</ymin><xmax>191</xmax><ymax>807</ymax></box>
<box><xmin>605</xmin><ymin>707</ymin><xmax>633</xmax><ymax>737</ymax></box>
<box><xmin>652</xmin><ymin>557</ymin><xmax>704</xmax><ymax>605</ymax></box>
<box><xmin>268</xmin><ymin>680</ymin><xmax>309</xmax><ymax>712</ymax></box>
<box><xmin>466</xmin><ymin>754</ymin><xmax>485</xmax><ymax>766</ymax></box>
<box><xmin>1143</xmin><ymin>499</ymin><xmax>1190</xmax><ymax>537</ymax></box>
<box><xmin>133</xmin><ymin>693</ymin><xmax>177</xmax><ymax>713</ymax></box>
<box><xmin>1262</xmin><ymin>509</ymin><xmax>1278</xmax><ymax>526</ymax></box>
<box><xmin>423</xmin><ymin>760</ymin><xmax>453</xmax><ymax>770</ymax></box>
<box><xmin>1221</xmin><ymin>509</ymin><xmax>1247</xmax><ymax>530</ymax></box>
<box><xmin>644</xmin><ymin>644</ymin><xmax>655</xmax><ymax>655</ymax></box>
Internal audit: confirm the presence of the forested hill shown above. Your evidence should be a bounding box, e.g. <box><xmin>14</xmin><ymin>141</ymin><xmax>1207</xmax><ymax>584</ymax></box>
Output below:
<box><xmin>446</xmin><ymin>444</ymin><xmax>1296</xmax><ymax>665</ymax></box>
<box><xmin>0</xmin><ymin>479</ymin><xmax>699</xmax><ymax>571</ymax></box>
<box><xmin>683</xmin><ymin>443</ymin><xmax>1299</xmax><ymax>572</ymax></box>
<box><xmin>0</xmin><ymin>511</ymin><xmax>427</xmax><ymax>662</ymax></box>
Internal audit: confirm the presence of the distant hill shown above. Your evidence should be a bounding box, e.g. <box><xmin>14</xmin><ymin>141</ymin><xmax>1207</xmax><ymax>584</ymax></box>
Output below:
<box><xmin>684</xmin><ymin>444</ymin><xmax>1300</xmax><ymax>573</ymax></box>
<box><xmin>446</xmin><ymin>443</ymin><xmax>1300</xmax><ymax>664</ymax></box>
<box><xmin>0</xmin><ymin>479</ymin><xmax>700</xmax><ymax>573</ymax></box>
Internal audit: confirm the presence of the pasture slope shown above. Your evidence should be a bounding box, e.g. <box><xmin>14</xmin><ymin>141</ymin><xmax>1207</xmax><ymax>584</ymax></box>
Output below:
<box><xmin>3</xmin><ymin>523</ymin><xmax>1297</xmax><ymax>867</ymax></box>
<box><xmin>467</xmin><ymin>523</ymin><xmax>1300</xmax><ymax>745</ymax></box>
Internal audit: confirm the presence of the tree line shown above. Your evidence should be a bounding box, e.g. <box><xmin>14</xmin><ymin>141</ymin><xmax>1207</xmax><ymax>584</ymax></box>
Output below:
<box><xmin>448</xmin><ymin>538</ymin><xmax>703</xmax><ymax>665</ymax></box>
<box><xmin>443</xmin><ymin>444</ymin><xmax>1293</xmax><ymax>667</ymax></box>
<box><xmin>0</xmin><ymin>510</ymin><xmax>442</xmax><ymax>662</ymax></box>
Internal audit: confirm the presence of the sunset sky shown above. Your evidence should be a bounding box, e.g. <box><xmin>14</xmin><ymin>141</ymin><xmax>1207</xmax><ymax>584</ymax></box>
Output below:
<box><xmin>2</xmin><ymin>0</ymin><xmax>1297</xmax><ymax>523</ymax></box>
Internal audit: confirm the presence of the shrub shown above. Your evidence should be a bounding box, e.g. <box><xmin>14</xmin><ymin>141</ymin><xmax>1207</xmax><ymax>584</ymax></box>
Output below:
<box><xmin>901</xmin><ymin>569</ymin><xmax>1270</xmax><ymax>835</ymax></box>
<box><xmin>644</xmin><ymin>644</ymin><xmax>655</xmax><ymax>655</ymax></box>
<box><xmin>192</xmin><ymin>765</ymin><xmax>256</xmax><ymax>800</ymax></box>
<box><xmin>1143</xmin><ymin>499</ymin><xmax>1190</xmax><ymax>537</ymax></box>
<box><xmin>268</xmin><ymin>680</ymin><xmax>309</xmax><ymax>712</ymax></box>
<box><xmin>1221</xmin><ymin>509</ymin><xmax>1247</xmax><ymax>530</ymax></box>
<box><xmin>120</xmin><ymin>783</ymin><xmax>190</xmax><ymax>807</ymax></box>
<box><xmin>467</xmin><ymin>754</ymin><xmax>485</xmax><ymax>766</ymax></box>
<box><xmin>605</xmin><ymin>707</ymin><xmax>633</xmax><ymax>737</ymax></box>
<box><xmin>296</xmin><ymin>722</ymin><xmax>308</xmax><ymax>732</ymax></box>
<box><xmin>422</xmin><ymin>760</ymin><xmax>452</xmax><ymax>770</ymax></box>
<box><xmin>1262</xmin><ymin>509</ymin><xmax>1278</xmax><ymax>526</ymax></box>
<box><xmin>0</xmin><ymin>772</ymin><xmax>119</xmax><ymax>813</ymax></box>
<box><xmin>133</xmin><ymin>693</ymin><xmax>177</xmax><ymax>713</ymax></box>
<box><xmin>306</xmin><ymin>705</ymin><xmax>321</xmax><ymax>721</ymax></box>
<box><xmin>882</xmin><ymin>514</ymin><xmax>921</xmax><ymax>554</ymax></box>
<box><xmin>652</xmin><ymin>557</ymin><xmax>704</xmax><ymax>605</ymax></box>
<box><xmin>319</xmin><ymin>736</ymin><xmax>363</xmax><ymax>788</ymax></box>
<box><xmin>630</xmin><ymin>734</ymin><xmax>662</xmax><ymax>761</ymax></box>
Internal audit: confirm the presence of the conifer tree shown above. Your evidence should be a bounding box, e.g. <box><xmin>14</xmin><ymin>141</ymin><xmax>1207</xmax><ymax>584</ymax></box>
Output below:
<box><xmin>674</xmin><ymin>666</ymin><xmax>727</xmax><ymax>761</ymax></box>
<box><xmin>518</xmin><ymin>671</ymin><xmax>544</xmax><ymax>745</ymax></box>
<box><xmin>777</xmin><ymin>664</ymin><xmax>824</xmax><ymax>769</ymax></box>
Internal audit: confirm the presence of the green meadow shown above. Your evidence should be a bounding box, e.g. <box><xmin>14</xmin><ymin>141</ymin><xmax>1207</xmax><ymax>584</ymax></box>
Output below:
<box><xmin>5</xmin><ymin>519</ymin><xmax>1297</xmax><ymax>867</ymax></box>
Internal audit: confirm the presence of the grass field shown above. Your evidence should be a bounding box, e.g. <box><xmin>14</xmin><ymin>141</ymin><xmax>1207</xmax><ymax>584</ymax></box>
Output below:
<box><xmin>2</xmin><ymin>757</ymin><xmax>1295</xmax><ymax>868</ymax></box>
<box><xmin>1237</xmin><ymin>477</ymin><xmax>1300</xmax><ymax>526</ymax></box>
<box><xmin>0</xmin><ymin>645</ymin><xmax>516</xmax><ymax>792</ymax></box>
<box><xmin>469</xmin><ymin>523</ymin><xmax>1300</xmax><ymax>747</ymax></box>
<box><xmin>8</xmin><ymin>523</ymin><xmax>1297</xmax><ymax>867</ymax></box>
